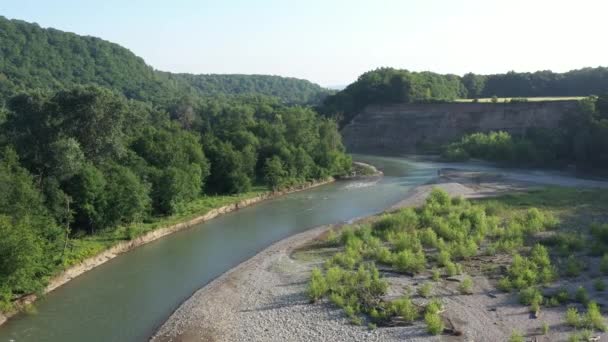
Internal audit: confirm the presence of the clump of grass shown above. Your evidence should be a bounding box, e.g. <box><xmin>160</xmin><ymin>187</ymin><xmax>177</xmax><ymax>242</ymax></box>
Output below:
<box><xmin>565</xmin><ymin>301</ymin><xmax>607</xmax><ymax>331</ymax></box>
<box><xmin>594</xmin><ymin>279</ymin><xmax>606</xmax><ymax>292</ymax></box>
<box><xmin>393</xmin><ymin>249</ymin><xmax>426</xmax><ymax>274</ymax></box>
<box><xmin>566</xmin><ymin>307</ymin><xmax>582</xmax><ymax>327</ymax></box>
<box><xmin>444</xmin><ymin>261</ymin><xmax>462</xmax><ymax>277</ymax></box>
<box><xmin>458</xmin><ymin>276</ymin><xmax>474</xmax><ymax>294</ymax></box>
<box><xmin>424</xmin><ymin>311</ymin><xmax>444</xmax><ymax>335</ymax></box>
<box><xmin>367</xmin><ymin>322</ymin><xmax>377</xmax><ymax>330</ymax></box>
<box><xmin>307</xmin><ymin>268</ymin><xmax>328</xmax><ymax>302</ymax></box>
<box><xmin>431</xmin><ymin>267</ymin><xmax>441</xmax><ymax>281</ymax></box>
<box><xmin>564</xmin><ymin>255</ymin><xmax>584</xmax><ymax>277</ymax></box>
<box><xmin>498</xmin><ymin>244</ymin><xmax>555</xmax><ymax>291</ymax></box>
<box><xmin>509</xmin><ymin>330</ymin><xmax>524</xmax><ymax>342</ymax></box>
<box><xmin>586</xmin><ymin>301</ymin><xmax>607</xmax><ymax>331</ymax></box>
<box><xmin>541</xmin><ymin>321</ymin><xmax>549</xmax><ymax>334</ymax></box>
<box><xmin>389</xmin><ymin>296</ymin><xmax>419</xmax><ymax>323</ymax></box>
<box><xmin>417</xmin><ymin>283</ymin><xmax>433</xmax><ymax>298</ymax></box>
<box><xmin>542</xmin><ymin>232</ymin><xmax>584</xmax><ymax>256</ymax></box>
<box><xmin>575</xmin><ymin>286</ymin><xmax>589</xmax><ymax>305</ymax></box>
<box><xmin>425</xmin><ymin>298</ymin><xmax>443</xmax><ymax>314</ymax></box>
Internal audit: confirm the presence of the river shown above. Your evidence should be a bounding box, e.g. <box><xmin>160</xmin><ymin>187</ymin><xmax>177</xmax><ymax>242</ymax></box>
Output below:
<box><xmin>0</xmin><ymin>155</ymin><xmax>605</xmax><ymax>342</ymax></box>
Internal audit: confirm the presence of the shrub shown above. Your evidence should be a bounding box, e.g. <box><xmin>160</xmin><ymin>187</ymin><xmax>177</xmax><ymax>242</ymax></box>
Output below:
<box><xmin>431</xmin><ymin>267</ymin><xmax>441</xmax><ymax>281</ymax></box>
<box><xmin>566</xmin><ymin>307</ymin><xmax>582</xmax><ymax>327</ymax></box>
<box><xmin>436</xmin><ymin>250</ymin><xmax>452</xmax><ymax>267</ymax></box>
<box><xmin>585</xmin><ymin>301</ymin><xmax>606</xmax><ymax>331</ymax></box>
<box><xmin>542</xmin><ymin>232</ymin><xmax>584</xmax><ymax>256</ymax></box>
<box><xmin>519</xmin><ymin>287</ymin><xmax>543</xmax><ymax>305</ymax></box>
<box><xmin>426</xmin><ymin>298</ymin><xmax>443</xmax><ymax>315</ymax></box>
<box><xmin>564</xmin><ymin>255</ymin><xmax>584</xmax><ymax>277</ymax></box>
<box><xmin>509</xmin><ymin>330</ymin><xmax>524</xmax><ymax>342</ymax></box>
<box><xmin>594</xmin><ymin>279</ymin><xmax>606</xmax><ymax>292</ymax></box>
<box><xmin>575</xmin><ymin>286</ymin><xmax>589</xmax><ymax>305</ymax></box>
<box><xmin>445</xmin><ymin>261</ymin><xmax>461</xmax><ymax>277</ymax></box>
<box><xmin>393</xmin><ymin>249</ymin><xmax>426</xmax><ymax>274</ymax></box>
<box><xmin>367</xmin><ymin>322</ymin><xmax>377</xmax><ymax>330</ymax></box>
<box><xmin>542</xmin><ymin>321</ymin><xmax>549</xmax><ymax>335</ymax></box>
<box><xmin>425</xmin><ymin>312</ymin><xmax>444</xmax><ymax>335</ymax></box>
<box><xmin>459</xmin><ymin>276</ymin><xmax>473</xmax><ymax>294</ymax></box>
<box><xmin>307</xmin><ymin>268</ymin><xmax>327</xmax><ymax>302</ymax></box>
<box><xmin>390</xmin><ymin>296</ymin><xmax>419</xmax><ymax>323</ymax></box>
<box><xmin>417</xmin><ymin>283</ymin><xmax>433</xmax><ymax>298</ymax></box>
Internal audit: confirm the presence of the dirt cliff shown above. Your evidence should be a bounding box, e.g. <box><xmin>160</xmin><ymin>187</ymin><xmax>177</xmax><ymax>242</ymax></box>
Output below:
<box><xmin>341</xmin><ymin>101</ymin><xmax>579</xmax><ymax>153</ymax></box>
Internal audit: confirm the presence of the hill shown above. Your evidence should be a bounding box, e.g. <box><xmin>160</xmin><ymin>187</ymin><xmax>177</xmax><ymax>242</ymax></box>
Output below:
<box><xmin>0</xmin><ymin>16</ymin><xmax>330</xmax><ymax>104</ymax></box>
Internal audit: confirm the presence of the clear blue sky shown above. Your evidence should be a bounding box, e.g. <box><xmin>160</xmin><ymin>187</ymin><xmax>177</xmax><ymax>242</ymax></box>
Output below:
<box><xmin>2</xmin><ymin>0</ymin><xmax>606</xmax><ymax>86</ymax></box>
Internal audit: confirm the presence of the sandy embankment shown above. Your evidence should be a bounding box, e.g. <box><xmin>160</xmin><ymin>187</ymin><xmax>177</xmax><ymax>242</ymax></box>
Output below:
<box><xmin>0</xmin><ymin>178</ymin><xmax>334</xmax><ymax>327</ymax></box>
<box><xmin>152</xmin><ymin>171</ymin><xmax>555</xmax><ymax>342</ymax></box>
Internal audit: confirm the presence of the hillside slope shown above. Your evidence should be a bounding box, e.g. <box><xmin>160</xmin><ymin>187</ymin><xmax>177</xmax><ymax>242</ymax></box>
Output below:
<box><xmin>0</xmin><ymin>16</ymin><xmax>330</xmax><ymax>104</ymax></box>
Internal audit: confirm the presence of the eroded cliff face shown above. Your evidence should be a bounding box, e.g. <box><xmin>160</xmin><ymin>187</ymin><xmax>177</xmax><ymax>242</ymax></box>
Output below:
<box><xmin>341</xmin><ymin>101</ymin><xmax>579</xmax><ymax>153</ymax></box>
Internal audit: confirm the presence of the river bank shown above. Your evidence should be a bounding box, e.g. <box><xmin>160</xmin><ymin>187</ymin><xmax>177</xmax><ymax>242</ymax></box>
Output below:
<box><xmin>0</xmin><ymin>178</ymin><xmax>334</xmax><ymax>327</ymax></box>
<box><xmin>151</xmin><ymin>171</ymin><xmax>536</xmax><ymax>342</ymax></box>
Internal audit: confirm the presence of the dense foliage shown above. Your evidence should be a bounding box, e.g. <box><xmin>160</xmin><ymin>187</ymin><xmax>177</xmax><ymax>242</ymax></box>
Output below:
<box><xmin>320</xmin><ymin>68</ymin><xmax>466</xmax><ymax>125</ymax></box>
<box><xmin>0</xmin><ymin>16</ymin><xmax>331</xmax><ymax>105</ymax></box>
<box><xmin>442</xmin><ymin>96</ymin><xmax>608</xmax><ymax>169</ymax></box>
<box><xmin>0</xmin><ymin>85</ymin><xmax>350</xmax><ymax>307</ymax></box>
<box><xmin>321</xmin><ymin>67</ymin><xmax>608</xmax><ymax>126</ymax></box>
<box><xmin>163</xmin><ymin>73</ymin><xmax>331</xmax><ymax>105</ymax></box>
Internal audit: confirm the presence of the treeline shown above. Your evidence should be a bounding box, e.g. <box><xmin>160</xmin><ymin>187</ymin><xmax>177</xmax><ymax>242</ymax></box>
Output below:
<box><xmin>321</xmin><ymin>67</ymin><xmax>608</xmax><ymax>126</ymax></box>
<box><xmin>320</xmin><ymin>68</ymin><xmax>466</xmax><ymax>125</ymax></box>
<box><xmin>0</xmin><ymin>16</ymin><xmax>331</xmax><ymax>105</ymax></box>
<box><xmin>0</xmin><ymin>86</ymin><xmax>351</xmax><ymax>307</ymax></box>
<box><xmin>163</xmin><ymin>73</ymin><xmax>331</xmax><ymax>105</ymax></box>
<box><xmin>442</xmin><ymin>96</ymin><xmax>608</xmax><ymax>169</ymax></box>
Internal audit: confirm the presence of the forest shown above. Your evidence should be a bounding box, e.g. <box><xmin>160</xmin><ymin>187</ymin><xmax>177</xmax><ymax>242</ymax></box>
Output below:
<box><xmin>321</xmin><ymin>67</ymin><xmax>608</xmax><ymax>126</ymax></box>
<box><xmin>0</xmin><ymin>16</ymin><xmax>331</xmax><ymax>105</ymax></box>
<box><xmin>0</xmin><ymin>16</ymin><xmax>350</xmax><ymax>309</ymax></box>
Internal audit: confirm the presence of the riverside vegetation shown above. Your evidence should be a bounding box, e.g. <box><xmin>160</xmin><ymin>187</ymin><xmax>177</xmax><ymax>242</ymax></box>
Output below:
<box><xmin>307</xmin><ymin>188</ymin><xmax>608</xmax><ymax>339</ymax></box>
<box><xmin>0</xmin><ymin>16</ymin><xmax>352</xmax><ymax>312</ymax></box>
<box><xmin>440</xmin><ymin>95</ymin><xmax>608</xmax><ymax>170</ymax></box>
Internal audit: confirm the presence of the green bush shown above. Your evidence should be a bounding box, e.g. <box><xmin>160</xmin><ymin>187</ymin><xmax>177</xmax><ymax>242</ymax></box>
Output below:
<box><xmin>458</xmin><ymin>276</ymin><xmax>474</xmax><ymax>294</ymax></box>
<box><xmin>390</xmin><ymin>296</ymin><xmax>419</xmax><ymax>323</ymax></box>
<box><xmin>393</xmin><ymin>249</ymin><xmax>426</xmax><ymax>274</ymax></box>
<box><xmin>431</xmin><ymin>267</ymin><xmax>441</xmax><ymax>281</ymax></box>
<box><xmin>425</xmin><ymin>298</ymin><xmax>443</xmax><ymax>315</ymax></box>
<box><xmin>586</xmin><ymin>301</ymin><xmax>606</xmax><ymax>331</ymax></box>
<box><xmin>566</xmin><ymin>307</ymin><xmax>582</xmax><ymax>327</ymax></box>
<box><xmin>425</xmin><ymin>312</ymin><xmax>444</xmax><ymax>335</ymax></box>
<box><xmin>594</xmin><ymin>279</ymin><xmax>606</xmax><ymax>292</ymax></box>
<box><xmin>564</xmin><ymin>255</ymin><xmax>584</xmax><ymax>277</ymax></box>
<box><xmin>307</xmin><ymin>268</ymin><xmax>328</xmax><ymax>302</ymax></box>
<box><xmin>445</xmin><ymin>261</ymin><xmax>462</xmax><ymax>277</ymax></box>
<box><xmin>417</xmin><ymin>283</ymin><xmax>433</xmax><ymax>298</ymax></box>
<box><xmin>575</xmin><ymin>286</ymin><xmax>589</xmax><ymax>305</ymax></box>
<box><xmin>519</xmin><ymin>287</ymin><xmax>543</xmax><ymax>305</ymax></box>
<box><xmin>509</xmin><ymin>330</ymin><xmax>524</xmax><ymax>342</ymax></box>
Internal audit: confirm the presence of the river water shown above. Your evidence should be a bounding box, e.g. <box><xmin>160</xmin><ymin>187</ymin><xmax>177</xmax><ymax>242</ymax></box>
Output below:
<box><xmin>0</xmin><ymin>155</ymin><xmax>605</xmax><ymax>342</ymax></box>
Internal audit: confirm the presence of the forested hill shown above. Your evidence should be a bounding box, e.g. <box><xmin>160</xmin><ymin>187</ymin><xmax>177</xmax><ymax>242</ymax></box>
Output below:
<box><xmin>163</xmin><ymin>73</ymin><xmax>332</xmax><ymax>105</ymax></box>
<box><xmin>0</xmin><ymin>16</ymin><xmax>330</xmax><ymax>104</ymax></box>
<box><xmin>321</xmin><ymin>67</ymin><xmax>608</xmax><ymax>126</ymax></box>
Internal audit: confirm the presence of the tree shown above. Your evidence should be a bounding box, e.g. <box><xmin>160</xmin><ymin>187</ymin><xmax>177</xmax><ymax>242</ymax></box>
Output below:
<box><xmin>264</xmin><ymin>156</ymin><xmax>287</xmax><ymax>190</ymax></box>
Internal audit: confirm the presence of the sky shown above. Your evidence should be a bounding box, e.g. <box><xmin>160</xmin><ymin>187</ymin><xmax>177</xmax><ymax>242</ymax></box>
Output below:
<box><xmin>2</xmin><ymin>0</ymin><xmax>607</xmax><ymax>87</ymax></box>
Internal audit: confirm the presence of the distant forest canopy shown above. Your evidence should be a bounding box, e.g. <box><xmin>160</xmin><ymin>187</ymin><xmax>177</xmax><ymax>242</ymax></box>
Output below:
<box><xmin>0</xmin><ymin>16</ymin><xmax>331</xmax><ymax>105</ymax></box>
<box><xmin>321</xmin><ymin>67</ymin><xmax>608</xmax><ymax>126</ymax></box>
